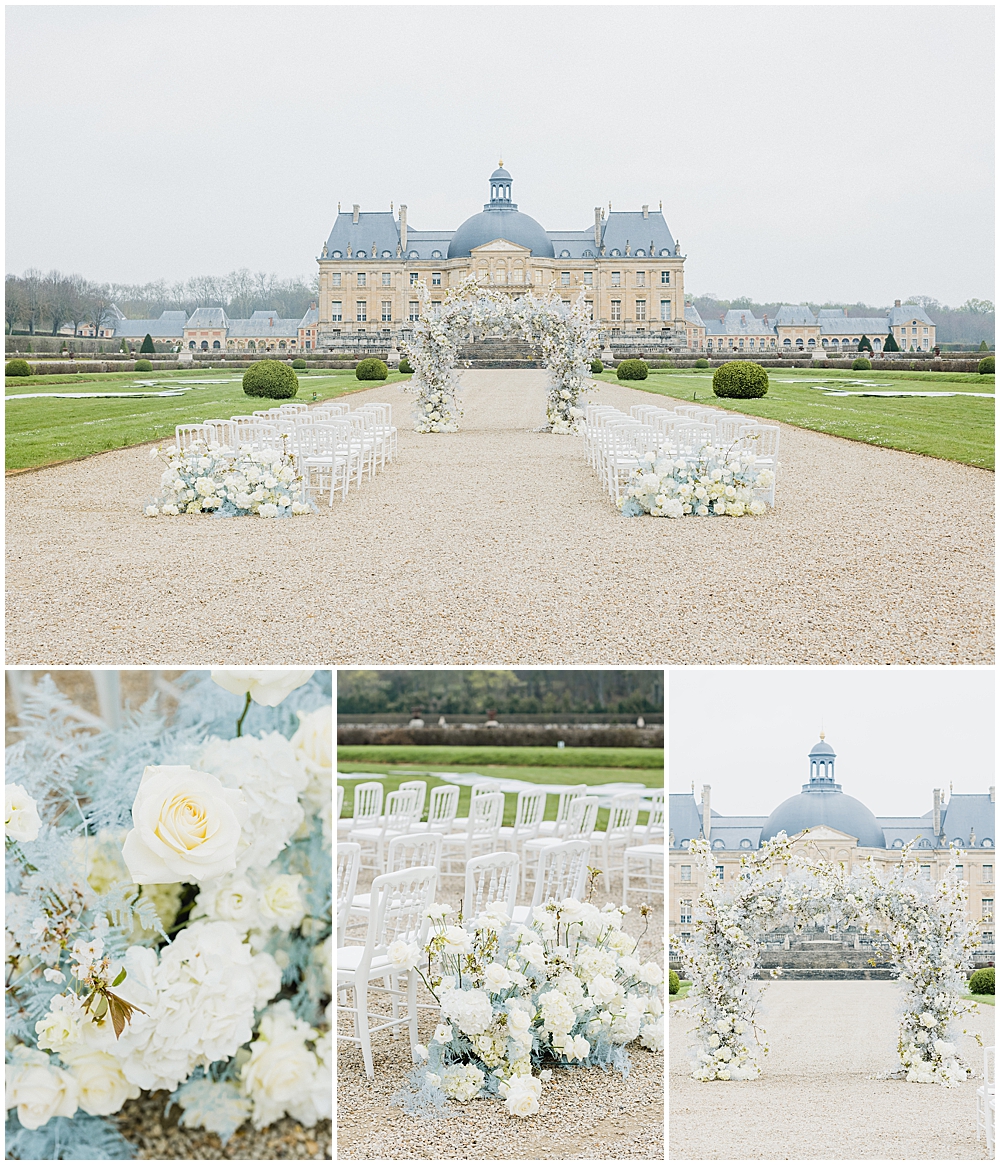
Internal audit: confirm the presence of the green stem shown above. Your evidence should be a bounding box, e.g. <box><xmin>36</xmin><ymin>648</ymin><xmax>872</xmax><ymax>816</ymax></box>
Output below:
<box><xmin>235</xmin><ymin>692</ymin><xmax>252</xmax><ymax>738</ymax></box>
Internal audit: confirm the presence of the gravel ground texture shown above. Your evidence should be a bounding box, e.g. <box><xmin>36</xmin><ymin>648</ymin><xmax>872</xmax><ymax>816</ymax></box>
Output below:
<box><xmin>669</xmin><ymin>980</ymin><xmax>995</xmax><ymax>1160</ymax></box>
<box><xmin>114</xmin><ymin>1090</ymin><xmax>331</xmax><ymax>1159</ymax></box>
<box><xmin>337</xmin><ymin>863</ymin><xmax>665</xmax><ymax>1160</ymax></box>
<box><xmin>5</xmin><ymin>370</ymin><xmax>993</xmax><ymax>665</ymax></box>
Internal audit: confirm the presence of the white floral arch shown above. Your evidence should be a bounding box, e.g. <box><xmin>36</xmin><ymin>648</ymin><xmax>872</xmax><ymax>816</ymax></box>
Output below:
<box><xmin>402</xmin><ymin>277</ymin><xmax>600</xmax><ymax>434</ymax></box>
<box><xmin>671</xmin><ymin>832</ymin><xmax>979</xmax><ymax>1086</ymax></box>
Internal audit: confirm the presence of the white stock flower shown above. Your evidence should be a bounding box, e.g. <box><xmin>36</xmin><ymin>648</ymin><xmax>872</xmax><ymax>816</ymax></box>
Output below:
<box><xmin>4</xmin><ymin>1046</ymin><xmax>78</xmax><ymax>1129</ymax></box>
<box><xmin>539</xmin><ymin>990</ymin><xmax>575</xmax><ymax>1035</ymax></box>
<box><xmin>440</xmin><ymin>1064</ymin><xmax>485</xmax><ymax>1102</ymax></box>
<box><xmin>432</xmin><ymin>1023</ymin><xmax>453</xmax><ymax>1044</ymax></box>
<box><xmin>640</xmin><ymin>1016</ymin><xmax>664</xmax><ymax>1052</ymax></box>
<box><xmin>210</xmin><ymin>670</ymin><xmax>314</xmax><ymax>706</ymax></box>
<box><xmin>5</xmin><ymin>784</ymin><xmax>42</xmax><ymax>842</ymax></box>
<box><xmin>122</xmin><ymin>765</ymin><xmax>248</xmax><ymax>885</ymax></box>
<box><xmin>519</xmin><ymin>942</ymin><xmax>545</xmax><ymax>966</ymax></box>
<box><xmin>258</xmin><ymin>874</ymin><xmax>305</xmax><ymax>932</ymax></box>
<box><xmin>62</xmin><ymin>1048</ymin><xmax>140</xmax><ymax>1116</ymax></box>
<box><xmin>919</xmin><ymin>1012</ymin><xmax>937</xmax><ymax>1027</ymax></box>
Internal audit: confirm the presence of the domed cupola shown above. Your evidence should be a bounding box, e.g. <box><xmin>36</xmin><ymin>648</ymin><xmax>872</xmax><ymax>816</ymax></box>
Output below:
<box><xmin>759</xmin><ymin>734</ymin><xmax>886</xmax><ymax>848</ymax></box>
<box><xmin>448</xmin><ymin>162</ymin><xmax>555</xmax><ymax>259</ymax></box>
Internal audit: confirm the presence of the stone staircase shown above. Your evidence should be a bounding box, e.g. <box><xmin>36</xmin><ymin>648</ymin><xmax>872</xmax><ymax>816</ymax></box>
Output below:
<box><xmin>755</xmin><ymin>935</ymin><xmax>897</xmax><ymax>980</ymax></box>
<box><xmin>456</xmin><ymin>336</ymin><xmax>542</xmax><ymax>368</ymax></box>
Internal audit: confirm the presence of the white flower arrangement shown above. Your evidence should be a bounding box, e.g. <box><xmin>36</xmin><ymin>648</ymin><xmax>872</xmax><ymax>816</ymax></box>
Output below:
<box><xmin>618</xmin><ymin>448</ymin><xmax>772</xmax><ymax>518</ymax></box>
<box><xmin>402</xmin><ymin>277</ymin><xmax>600</xmax><ymax>435</ymax></box>
<box><xmin>392</xmin><ymin>898</ymin><xmax>663</xmax><ymax>1120</ymax></box>
<box><xmin>673</xmin><ymin>834</ymin><xmax>978</xmax><ymax>1086</ymax></box>
<box><xmin>144</xmin><ymin>440</ymin><xmax>313</xmax><ymax>518</ymax></box>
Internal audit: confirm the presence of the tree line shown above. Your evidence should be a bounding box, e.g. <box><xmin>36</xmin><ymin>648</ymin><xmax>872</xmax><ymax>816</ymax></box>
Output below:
<box><xmin>337</xmin><ymin>670</ymin><xmax>664</xmax><ymax>716</ymax></box>
<box><xmin>4</xmin><ymin>268</ymin><xmax>320</xmax><ymax>336</ymax></box>
<box><xmin>690</xmin><ymin>293</ymin><xmax>995</xmax><ymax>347</ymax></box>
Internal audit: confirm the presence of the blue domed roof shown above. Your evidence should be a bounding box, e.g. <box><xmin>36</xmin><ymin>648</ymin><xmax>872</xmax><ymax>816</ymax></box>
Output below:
<box><xmin>448</xmin><ymin>209</ymin><xmax>554</xmax><ymax>259</ymax></box>
<box><xmin>491</xmin><ymin>165</ymin><xmax>511</xmax><ymax>180</ymax></box>
<box><xmin>809</xmin><ymin>738</ymin><xmax>836</xmax><ymax>757</ymax></box>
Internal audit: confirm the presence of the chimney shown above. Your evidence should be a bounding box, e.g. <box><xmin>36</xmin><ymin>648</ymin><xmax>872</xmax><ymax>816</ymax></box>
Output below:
<box><xmin>701</xmin><ymin>784</ymin><xmax>711</xmax><ymax>840</ymax></box>
<box><xmin>894</xmin><ymin>299</ymin><xmax>901</xmax><ymax>307</ymax></box>
<box><xmin>594</xmin><ymin>207</ymin><xmax>602</xmax><ymax>248</ymax></box>
<box><xmin>399</xmin><ymin>204</ymin><xmax>407</xmax><ymax>251</ymax></box>
<box><xmin>352</xmin><ymin>204</ymin><xmax>360</xmax><ymax>224</ymax></box>
<box><xmin>642</xmin><ymin>204</ymin><xmax>649</xmax><ymax>219</ymax></box>
<box><xmin>933</xmin><ymin>788</ymin><xmax>942</xmax><ymax>837</ymax></box>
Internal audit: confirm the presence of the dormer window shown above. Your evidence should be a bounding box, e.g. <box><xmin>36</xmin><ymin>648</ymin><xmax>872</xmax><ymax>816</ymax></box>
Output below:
<box><xmin>610</xmin><ymin>249</ymin><xmax>621</xmax><ymax>257</ymax></box>
<box><xmin>740</xmin><ymin>839</ymin><xmax>752</xmax><ymax>849</ymax></box>
<box><xmin>431</xmin><ymin>250</ymin><xmax>442</xmax><ymax>259</ymax></box>
<box><xmin>560</xmin><ymin>250</ymin><xmax>571</xmax><ymax>258</ymax></box>
<box><xmin>332</xmin><ymin>251</ymin><xmax>342</xmax><ymax>259</ymax></box>
<box><xmin>408</xmin><ymin>250</ymin><xmax>418</xmax><ymax>259</ymax></box>
<box><xmin>636</xmin><ymin>249</ymin><xmax>645</xmax><ymax>257</ymax></box>
<box><xmin>381</xmin><ymin>251</ymin><xmax>392</xmax><ymax>258</ymax></box>
<box><xmin>356</xmin><ymin>250</ymin><xmax>367</xmax><ymax>259</ymax></box>
<box><xmin>660</xmin><ymin>249</ymin><xmax>670</xmax><ymax>256</ymax></box>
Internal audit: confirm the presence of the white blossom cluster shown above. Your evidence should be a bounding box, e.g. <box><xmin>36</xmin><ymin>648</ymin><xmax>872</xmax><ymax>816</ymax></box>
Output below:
<box><xmin>618</xmin><ymin>448</ymin><xmax>773</xmax><ymax>519</ymax></box>
<box><xmin>403</xmin><ymin>276</ymin><xmax>599</xmax><ymax>434</ymax></box>
<box><xmin>144</xmin><ymin>440</ymin><xmax>312</xmax><ymax>518</ymax></box>
<box><xmin>673</xmin><ymin>834</ymin><xmax>978</xmax><ymax>1085</ymax></box>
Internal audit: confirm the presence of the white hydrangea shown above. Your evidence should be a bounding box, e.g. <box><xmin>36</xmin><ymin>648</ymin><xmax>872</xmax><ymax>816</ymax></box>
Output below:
<box><xmin>440</xmin><ymin>1063</ymin><xmax>485</xmax><ymax>1102</ymax></box>
<box><xmin>441</xmin><ymin>988</ymin><xmax>494</xmax><ymax>1036</ymax></box>
<box><xmin>240</xmin><ymin>1001</ymin><xmax>330</xmax><ymax>1130</ymax></box>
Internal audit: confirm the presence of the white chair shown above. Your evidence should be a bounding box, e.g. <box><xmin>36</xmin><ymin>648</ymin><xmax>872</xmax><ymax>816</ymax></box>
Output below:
<box><xmin>174</xmin><ymin>424</ymin><xmax>209</xmax><ymax>451</ymax></box>
<box><xmin>336</xmin><ymin>865</ymin><xmax>437</xmax><ymax>1080</ymax></box>
<box><xmin>203</xmin><ymin>419</ymin><xmax>238</xmax><ymax>449</ymax></box>
<box><xmin>350</xmin><ymin>788</ymin><xmax>422</xmax><ymax>872</ymax></box>
<box><xmin>336</xmin><ymin>785</ymin><xmax>349</xmax><ymax>839</ymax></box>
<box><xmin>296</xmin><ymin>421</ymin><xmax>354</xmax><ymax>504</ymax></box>
<box><xmin>622</xmin><ymin>844</ymin><xmax>665</xmax><ymax>906</ymax></box>
<box><xmin>463</xmin><ymin>852</ymin><xmax>519</xmax><ymax>926</ymax></box>
<box><xmin>398</xmin><ymin>780</ymin><xmax>427</xmax><ymax>823</ymax></box>
<box><xmin>336</xmin><ymin>784</ymin><xmax>345</xmax><ymax>820</ymax></box>
<box><xmin>589</xmin><ymin>794</ymin><xmax>642</xmax><ymax>893</ymax></box>
<box><xmin>977</xmin><ymin>1045</ymin><xmax>995</xmax><ymax>1150</ymax></box>
<box><xmin>496</xmin><ymin>788</ymin><xmax>546</xmax><ymax>856</ymax></box>
<box><xmin>336</xmin><ymin>843</ymin><xmax>361</xmax><ymax>948</ymax></box>
<box><xmin>511</xmin><ymin>840</ymin><xmax>591</xmax><ymax>924</ymax></box>
<box><xmin>348</xmin><ymin>832</ymin><xmax>443</xmax><ymax>923</ymax></box>
<box><xmin>414</xmin><ymin>785</ymin><xmax>460</xmax><ymax>835</ymax></box>
<box><xmin>349</xmin><ymin>782</ymin><xmax>383</xmax><ymax>830</ymax></box>
<box><xmin>738</xmin><ymin>422</ymin><xmax>779</xmax><ymax>505</ymax></box>
<box><xmin>521</xmin><ymin>796</ymin><xmax>599</xmax><ymax>895</ymax></box>
<box><xmin>450</xmin><ymin>781</ymin><xmax>504</xmax><ymax>831</ymax></box>
<box><xmin>535</xmin><ymin>786</ymin><xmax>588</xmax><ymax>838</ymax></box>
<box><xmin>633</xmin><ymin>791</ymin><xmax>664</xmax><ymax>843</ymax></box>
<box><xmin>439</xmin><ymin>791</ymin><xmax>505</xmax><ymax>874</ymax></box>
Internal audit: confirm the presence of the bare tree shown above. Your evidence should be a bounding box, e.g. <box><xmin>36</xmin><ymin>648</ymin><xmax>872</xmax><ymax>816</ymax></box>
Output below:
<box><xmin>20</xmin><ymin>268</ymin><xmax>45</xmax><ymax>335</ymax></box>
<box><xmin>5</xmin><ymin>276</ymin><xmax>24</xmax><ymax>334</ymax></box>
<box><xmin>86</xmin><ymin>282</ymin><xmax>115</xmax><ymax>338</ymax></box>
<box><xmin>225</xmin><ymin>268</ymin><xmax>256</xmax><ymax>319</ymax></box>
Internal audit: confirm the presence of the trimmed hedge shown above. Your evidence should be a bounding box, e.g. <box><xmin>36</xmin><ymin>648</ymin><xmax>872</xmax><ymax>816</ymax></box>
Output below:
<box><xmin>713</xmin><ymin>360</ymin><xmax>768</xmax><ymax>399</ymax></box>
<box><xmin>694</xmin><ymin>358</ymin><xmax>710</xmax><ymax>369</ymax></box>
<box><xmin>139</xmin><ymin>334</ymin><xmax>155</xmax><ymax>355</ymax></box>
<box><xmin>133</xmin><ymin>359</ymin><xmax>153</xmax><ymax>372</ymax></box>
<box><xmin>590</xmin><ymin>358</ymin><xmax>603</xmax><ymax>374</ymax></box>
<box><xmin>5</xmin><ymin>358</ymin><xmax>31</xmax><ymax>377</ymax></box>
<box><xmin>398</xmin><ymin>356</ymin><xmax>413</xmax><ymax>374</ymax></box>
<box><xmin>616</xmin><ymin>358</ymin><xmax>649</xmax><ymax>381</ymax></box>
<box><xmin>292</xmin><ymin>358</ymin><xmax>307</xmax><ymax>369</ymax></box>
<box><xmin>242</xmin><ymin>359</ymin><xmax>299</xmax><ymax>399</ymax></box>
<box><xmin>852</xmin><ymin>357</ymin><xmax>872</xmax><ymax>370</ymax></box>
<box><xmin>669</xmin><ymin>970</ymin><xmax>680</xmax><ymax>995</ymax></box>
<box><xmin>356</xmin><ymin>357</ymin><xmax>388</xmax><ymax>381</ymax></box>
<box><xmin>969</xmin><ymin>967</ymin><xmax>994</xmax><ymax>995</ymax></box>
<box><xmin>979</xmin><ymin>355</ymin><xmax>995</xmax><ymax>375</ymax></box>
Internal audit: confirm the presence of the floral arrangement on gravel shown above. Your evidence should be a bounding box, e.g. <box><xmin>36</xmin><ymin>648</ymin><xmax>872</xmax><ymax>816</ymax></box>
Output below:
<box><xmin>403</xmin><ymin>276</ymin><xmax>599</xmax><ymax>435</ymax></box>
<box><xmin>143</xmin><ymin>440</ymin><xmax>313</xmax><ymax>518</ymax></box>
<box><xmin>618</xmin><ymin>448</ymin><xmax>773</xmax><ymax>518</ymax></box>
<box><xmin>390</xmin><ymin>896</ymin><xmax>664</xmax><ymax>1119</ymax></box>
<box><xmin>5</xmin><ymin>669</ymin><xmax>332</xmax><ymax>1160</ymax></box>
<box><xmin>671</xmin><ymin>832</ymin><xmax>978</xmax><ymax>1085</ymax></box>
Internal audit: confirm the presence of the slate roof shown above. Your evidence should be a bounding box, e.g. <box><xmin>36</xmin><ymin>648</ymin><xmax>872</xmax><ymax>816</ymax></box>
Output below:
<box><xmin>774</xmin><ymin>305</ymin><xmax>818</xmax><ymax>326</ymax></box>
<box><xmin>704</xmin><ymin>309</ymin><xmax>772</xmax><ymax>335</ymax></box>
<box><xmin>888</xmin><ymin>303</ymin><xmax>935</xmax><ymax>326</ymax></box>
<box><xmin>669</xmin><ymin>793</ymin><xmax>705</xmax><ymax>847</ymax></box>
<box><xmin>599</xmin><ymin>211</ymin><xmax>676</xmax><ymax>258</ymax></box>
<box><xmin>939</xmin><ymin>793</ymin><xmax>996</xmax><ymax>847</ymax></box>
<box><xmin>548</xmin><ymin>231</ymin><xmax>600</xmax><ymax>259</ymax></box>
<box><xmin>297</xmin><ymin>307</ymin><xmax>319</xmax><ymax>328</ymax></box>
<box><xmin>227</xmin><ymin>314</ymin><xmax>300</xmax><ymax>339</ymax></box>
<box><xmin>111</xmin><ymin>309</ymin><xmax>187</xmax><ymax>338</ymax></box>
<box><xmin>819</xmin><ymin>317</ymin><xmax>891</xmax><ymax>335</ymax></box>
<box><xmin>402</xmin><ymin>231</ymin><xmax>454</xmax><ymax>261</ymax></box>
<box><xmin>185</xmin><ymin>308</ymin><xmax>228</xmax><ymax>329</ymax></box>
<box><xmin>685</xmin><ymin>305</ymin><xmax>706</xmax><ymax>328</ymax></box>
<box><xmin>326</xmin><ymin>211</ymin><xmax>404</xmax><ymax>260</ymax></box>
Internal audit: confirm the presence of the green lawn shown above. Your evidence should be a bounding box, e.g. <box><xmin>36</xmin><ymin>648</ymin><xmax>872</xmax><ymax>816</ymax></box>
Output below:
<box><xmin>337</xmin><ymin>744</ymin><xmax>662</xmax><ymax>769</ymax></box>
<box><xmin>337</xmin><ymin>758</ymin><xmax>663</xmax><ymax>831</ymax></box>
<box><xmin>670</xmin><ymin>979</ymin><xmax>692</xmax><ymax>1001</ymax></box>
<box><xmin>597</xmin><ymin>367</ymin><xmax>995</xmax><ymax>469</ymax></box>
<box><xmin>5</xmin><ymin>368</ymin><xmax>413</xmax><ymax>470</ymax></box>
<box><xmin>964</xmin><ymin>993</ymin><xmax>995</xmax><ymax>1006</ymax></box>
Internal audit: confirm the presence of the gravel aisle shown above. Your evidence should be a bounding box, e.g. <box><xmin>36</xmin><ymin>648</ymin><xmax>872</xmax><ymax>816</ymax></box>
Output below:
<box><xmin>669</xmin><ymin>981</ymin><xmax>995</xmax><ymax>1160</ymax></box>
<box><xmin>5</xmin><ymin>371</ymin><xmax>993</xmax><ymax>664</ymax></box>
<box><xmin>337</xmin><ymin>865</ymin><xmax>664</xmax><ymax>1160</ymax></box>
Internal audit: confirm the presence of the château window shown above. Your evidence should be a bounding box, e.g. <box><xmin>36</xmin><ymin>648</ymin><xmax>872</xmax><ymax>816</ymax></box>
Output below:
<box><xmin>331</xmin><ymin>273</ymin><xmax>342</xmax><ymax>287</ymax></box>
<box><xmin>432</xmin><ymin>272</ymin><xmax>442</xmax><ymax>286</ymax></box>
<box><xmin>661</xmin><ymin>271</ymin><xmax>670</xmax><ymax>284</ymax></box>
<box><xmin>356</xmin><ymin>301</ymin><xmax>367</xmax><ymax>322</ymax></box>
<box><xmin>635</xmin><ymin>300</ymin><xmax>646</xmax><ymax>321</ymax></box>
<box><xmin>357</xmin><ymin>273</ymin><xmax>366</xmax><ymax>287</ymax></box>
<box><xmin>561</xmin><ymin>272</ymin><xmax>571</xmax><ymax>287</ymax></box>
<box><xmin>382</xmin><ymin>272</ymin><xmax>392</xmax><ymax>286</ymax></box>
<box><xmin>610</xmin><ymin>300</ymin><xmax>621</xmax><ymax>322</ymax></box>
<box><xmin>330</xmin><ymin>301</ymin><xmax>342</xmax><ymax>322</ymax></box>
<box><xmin>408</xmin><ymin>301</ymin><xmax>419</xmax><ymax>321</ymax></box>
<box><xmin>680</xmin><ymin>899</ymin><xmax>693</xmax><ymax>924</ymax></box>
<box><xmin>680</xmin><ymin>865</ymin><xmax>691</xmax><ymax>882</ymax></box>
<box><xmin>660</xmin><ymin>300</ymin><xmax>670</xmax><ymax>321</ymax></box>
<box><xmin>985</xmin><ymin>865</ymin><xmax>993</xmax><ymax>883</ymax></box>
<box><xmin>984</xmin><ymin>898</ymin><xmax>994</xmax><ymax>921</ymax></box>
<box><xmin>410</xmin><ymin>272</ymin><xmax>419</xmax><ymax>286</ymax></box>
<box><xmin>715</xmin><ymin>865</ymin><xmax>725</xmax><ymax>880</ymax></box>
<box><xmin>611</xmin><ymin>271</ymin><xmax>621</xmax><ymax>287</ymax></box>
<box><xmin>584</xmin><ymin>272</ymin><xmax>593</xmax><ymax>286</ymax></box>
<box><xmin>381</xmin><ymin>301</ymin><xmax>392</xmax><ymax>322</ymax></box>
<box><xmin>430</xmin><ymin>300</ymin><xmax>441</xmax><ymax>312</ymax></box>
<box><xmin>636</xmin><ymin>271</ymin><xmax>646</xmax><ymax>287</ymax></box>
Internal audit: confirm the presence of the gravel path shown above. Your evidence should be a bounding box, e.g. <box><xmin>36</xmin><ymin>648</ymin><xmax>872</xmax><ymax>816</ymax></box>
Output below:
<box><xmin>669</xmin><ymin>981</ymin><xmax>994</xmax><ymax>1160</ymax></box>
<box><xmin>5</xmin><ymin>371</ymin><xmax>993</xmax><ymax>665</ymax></box>
<box><xmin>337</xmin><ymin>865</ymin><xmax>664</xmax><ymax>1160</ymax></box>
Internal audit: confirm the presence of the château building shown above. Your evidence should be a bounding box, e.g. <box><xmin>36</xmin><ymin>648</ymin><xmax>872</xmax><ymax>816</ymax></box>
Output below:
<box><xmin>669</xmin><ymin>736</ymin><xmax>995</xmax><ymax>955</ymax></box>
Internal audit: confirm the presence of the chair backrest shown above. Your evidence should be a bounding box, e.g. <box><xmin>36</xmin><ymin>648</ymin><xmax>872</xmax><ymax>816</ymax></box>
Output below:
<box><xmin>366</xmin><ymin>866</ymin><xmax>438</xmax><ymax>953</ymax></box>
<box><xmin>383</xmin><ymin>788</ymin><xmax>421</xmax><ymax>833</ymax></box>
<box><xmin>351</xmin><ymin>781</ymin><xmax>384</xmax><ymax>828</ymax></box>
<box><xmin>203</xmin><ymin>419</ymin><xmax>238</xmax><ymax>448</ymax></box>
<box><xmin>641</xmin><ymin>791</ymin><xmax>665</xmax><ymax>835</ymax></box>
<box><xmin>336</xmin><ymin>784</ymin><xmax>345</xmax><ymax>819</ymax></box>
<box><xmin>471</xmin><ymin>780</ymin><xmax>502</xmax><ymax>797</ymax></box>
<box><xmin>606</xmin><ymin>794</ymin><xmax>642</xmax><ymax>840</ymax></box>
<box><xmin>336</xmin><ymin>842</ymin><xmax>361</xmax><ymax>943</ymax></box>
<box><xmin>532</xmin><ymin>840</ymin><xmax>591</xmax><ymax>907</ymax></box>
<box><xmin>398</xmin><ymin>780</ymin><xmax>427</xmax><ymax>821</ymax></box>
<box><xmin>463</xmin><ymin>851</ymin><xmax>519</xmax><ymax>923</ymax></box>
<box><xmin>739</xmin><ymin>423</ymin><xmax>779</xmax><ymax>459</ymax></box>
<box><xmin>470</xmin><ymin>791</ymin><xmax>505</xmax><ymax>837</ymax></box>
<box><xmin>174</xmin><ymin>424</ymin><xmax>208</xmax><ymax>451</ymax></box>
<box><xmin>386</xmin><ymin>831</ymin><xmax>443</xmax><ymax>873</ymax></box>
<box><xmin>553</xmin><ymin>786</ymin><xmax>588</xmax><ymax>827</ymax></box>
<box><xmin>563</xmin><ymin>796</ymin><xmax>599</xmax><ymax>841</ymax></box>
<box><xmin>425</xmin><ymin>784</ymin><xmax>460</xmax><ymax>830</ymax></box>
<box><xmin>511</xmin><ymin>788</ymin><xmax>546</xmax><ymax>834</ymax></box>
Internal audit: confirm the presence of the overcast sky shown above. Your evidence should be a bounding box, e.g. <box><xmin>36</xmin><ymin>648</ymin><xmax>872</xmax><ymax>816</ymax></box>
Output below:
<box><xmin>5</xmin><ymin>5</ymin><xmax>994</xmax><ymax>305</ymax></box>
<box><xmin>668</xmin><ymin>668</ymin><xmax>995</xmax><ymax>818</ymax></box>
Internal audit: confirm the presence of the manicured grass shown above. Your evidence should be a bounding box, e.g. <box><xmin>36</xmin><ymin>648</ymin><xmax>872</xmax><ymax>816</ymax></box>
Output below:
<box><xmin>964</xmin><ymin>992</ymin><xmax>995</xmax><ymax>1006</ymax></box>
<box><xmin>670</xmin><ymin>979</ymin><xmax>692</xmax><ymax>1001</ymax></box>
<box><xmin>337</xmin><ymin>744</ymin><xmax>662</xmax><ymax>769</ymax></box>
<box><xmin>5</xmin><ymin>368</ymin><xmax>412</xmax><ymax>470</ymax></box>
<box><xmin>597</xmin><ymin>367</ymin><xmax>994</xmax><ymax>469</ymax></box>
<box><xmin>337</xmin><ymin>762</ymin><xmax>663</xmax><ymax>830</ymax></box>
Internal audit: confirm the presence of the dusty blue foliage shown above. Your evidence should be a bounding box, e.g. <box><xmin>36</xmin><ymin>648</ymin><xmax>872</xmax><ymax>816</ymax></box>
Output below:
<box><xmin>390</xmin><ymin>1064</ymin><xmax>452</xmax><ymax>1119</ymax></box>
<box><xmin>5</xmin><ymin>1110</ymin><xmax>133</xmax><ymax>1160</ymax></box>
<box><xmin>170</xmin><ymin>670</ymin><xmax>331</xmax><ymax>740</ymax></box>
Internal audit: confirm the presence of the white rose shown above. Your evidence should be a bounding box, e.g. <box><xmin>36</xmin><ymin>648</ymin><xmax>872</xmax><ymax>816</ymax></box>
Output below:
<box><xmin>291</xmin><ymin>707</ymin><xmax>333</xmax><ymax>773</ymax></box>
<box><xmin>249</xmin><ymin>952</ymin><xmax>283</xmax><ymax>1009</ymax></box>
<box><xmin>5</xmin><ymin>1047</ymin><xmax>78</xmax><ymax>1129</ymax></box>
<box><xmin>484</xmin><ymin>963</ymin><xmax>512</xmax><ymax>993</ymax></box>
<box><xmin>426</xmin><ymin>902</ymin><xmax>455</xmax><ymax>921</ymax></box>
<box><xmin>35</xmin><ymin>996</ymin><xmax>83</xmax><ymax>1054</ymax></box>
<box><xmin>919</xmin><ymin>1012</ymin><xmax>937</xmax><ymax>1027</ymax></box>
<box><xmin>588</xmin><ymin>975</ymin><xmax>619</xmax><ymax>1006</ymax></box>
<box><xmin>258</xmin><ymin>874</ymin><xmax>305</xmax><ymax>932</ymax></box>
<box><xmin>62</xmin><ymin>1048</ymin><xmax>140</xmax><ymax>1116</ymax></box>
<box><xmin>241</xmin><ymin>1029</ymin><xmax>320</xmax><ymax>1129</ymax></box>
<box><xmin>507</xmin><ymin>1007</ymin><xmax>532</xmax><ymax>1034</ymax></box>
<box><xmin>387</xmin><ymin>940</ymin><xmax>421</xmax><ymax>971</ymax></box>
<box><xmin>519</xmin><ymin>942</ymin><xmax>545</xmax><ymax>966</ymax></box>
<box><xmin>199</xmin><ymin>876</ymin><xmax>258</xmax><ymax>926</ymax></box>
<box><xmin>5</xmin><ymin>784</ymin><xmax>41</xmax><ymax>842</ymax></box>
<box><xmin>505</xmin><ymin>1084</ymin><xmax>540</xmax><ymax>1117</ymax></box>
<box><xmin>122</xmin><ymin>765</ymin><xmax>248</xmax><ymax>885</ymax></box>
<box><xmin>211</xmin><ymin>670</ymin><xmax>315</xmax><ymax>707</ymax></box>
<box><xmin>442</xmin><ymin>925</ymin><xmax>473</xmax><ymax>955</ymax></box>
<box><xmin>934</xmin><ymin>1039</ymin><xmax>958</xmax><ymax>1058</ymax></box>
<box><xmin>570</xmin><ymin>1034</ymin><xmax>591</xmax><ymax>1060</ymax></box>
<box><xmin>638</xmin><ymin>962</ymin><xmax>664</xmax><ymax>986</ymax></box>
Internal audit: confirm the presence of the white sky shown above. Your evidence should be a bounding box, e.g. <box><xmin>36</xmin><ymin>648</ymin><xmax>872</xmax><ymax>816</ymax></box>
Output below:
<box><xmin>668</xmin><ymin>668</ymin><xmax>995</xmax><ymax>818</ymax></box>
<box><xmin>5</xmin><ymin>4</ymin><xmax>994</xmax><ymax>304</ymax></box>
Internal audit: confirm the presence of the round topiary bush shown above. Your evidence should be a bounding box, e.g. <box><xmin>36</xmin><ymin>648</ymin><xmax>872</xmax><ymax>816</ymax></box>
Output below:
<box><xmin>134</xmin><ymin>359</ymin><xmax>153</xmax><ymax>372</ymax></box>
<box><xmin>356</xmin><ymin>357</ymin><xmax>388</xmax><ymax>382</ymax></box>
<box><xmin>694</xmin><ymin>358</ymin><xmax>710</xmax><ymax>369</ymax></box>
<box><xmin>713</xmin><ymin>360</ymin><xmax>769</xmax><ymax>399</ymax></box>
<box><xmin>969</xmin><ymin>967</ymin><xmax>994</xmax><ymax>995</ymax></box>
<box><xmin>292</xmin><ymin>358</ymin><xmax>307</xmax><ymax>370</ymax></box>
<box><xmin>398</xmin><ymin>356</ymin><xmax>413</xmax><ymax>374</ymax></box>
<box><xmin>590</xmin><ymin>358</ymin><xmax>603</xmax><ymax>375</ymax></box>
<box><xmin>852</xmin><ymin>357</ymin><xmax>872</xmax><ymax>371</ymax></box>
<box><xmin>617</xmin><ymin>358</ymin><xmax>648</xmax><ymax>381</ymax></box>
<box><xmin>669</xmin><ymin>970</ymin><xmax>680</xmax><ymax>995</ymax></box>
<box><xmin>978</xmin><ymin>355</ymin><xmax>995</xmax><ymax>375</ymax></box>
<box><xmin>242</xmin><ymin>359</ymin><xmax>299</xmax><ymax>399</ymax></box>
<box><xmin>5</xmin><ymin>358</ymin><xmax>31</xmax><ymax>377</ymax></box>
